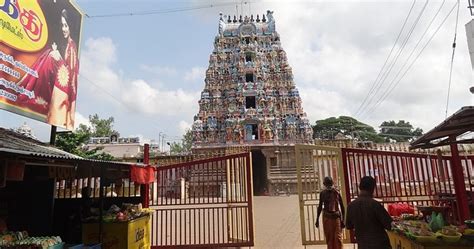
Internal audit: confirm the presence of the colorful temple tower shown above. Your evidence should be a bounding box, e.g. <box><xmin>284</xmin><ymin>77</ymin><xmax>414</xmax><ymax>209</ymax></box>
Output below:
<box><xmin>192</xmin><ymin>11</ymin><xmax>313</xmax><ymax>194</ymax></box>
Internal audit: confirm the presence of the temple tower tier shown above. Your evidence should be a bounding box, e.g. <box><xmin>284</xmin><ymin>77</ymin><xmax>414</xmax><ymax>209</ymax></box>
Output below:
<box><xmin>192</xmin><ymin>11</ymin><xmax>313</xmax><ymax>148</ymax></box>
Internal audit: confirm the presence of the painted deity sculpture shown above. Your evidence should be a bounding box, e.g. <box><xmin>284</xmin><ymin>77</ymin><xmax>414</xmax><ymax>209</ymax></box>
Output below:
<box><xmin>192</xmin><ymin>11</ymin><xmax>313</xmax><ymax>146</ymax></box>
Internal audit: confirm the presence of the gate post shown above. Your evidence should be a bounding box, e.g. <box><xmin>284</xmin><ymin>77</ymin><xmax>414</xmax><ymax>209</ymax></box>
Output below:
<box><xmin>449</xmin><ymin>140</ymin><xmax>470</xmax><ymax>221</ymax></box>
<box><xmin>246</xmin><ymin>152</ymin><xmax>255</xmax><ymax>244</ymax></box>
<box><xmin>142</xmin><ymin>143</ymin><xmax>150</xmax><ymax>208</ymax></box>
<box><xmin>295</xmin><ymin>145</ymin><xmax>306</xmax><ymax>244</ymax></box>
<box><xmin>340</xmin><ymin>148</ymin><xmax>354</xmax><ymax>243</ymax></box>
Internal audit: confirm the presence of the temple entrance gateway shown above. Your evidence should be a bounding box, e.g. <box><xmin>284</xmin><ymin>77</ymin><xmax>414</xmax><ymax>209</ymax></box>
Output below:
<box><xmin>251</xmin><ymin>149</ymin><xmax>267</xmax><ymax>195</ymax></box>
<box><xmin>184</xmin><ymin>9</ymin><xmax>315</xmax><ymax>248</ymax></box>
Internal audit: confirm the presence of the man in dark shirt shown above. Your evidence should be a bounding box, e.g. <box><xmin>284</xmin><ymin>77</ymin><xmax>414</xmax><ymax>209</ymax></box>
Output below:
<box><xmin>346</xmin><ymin>176</ymin><xmax>393</xmax><ymax>249</ymax></box>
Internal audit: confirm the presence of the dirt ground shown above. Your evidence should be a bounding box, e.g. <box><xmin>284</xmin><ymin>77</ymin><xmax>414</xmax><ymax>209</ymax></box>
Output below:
<box><xmin>252</xmin><ymin>195</ymin><xmax>357</xmax><ymax>249</ymax></box>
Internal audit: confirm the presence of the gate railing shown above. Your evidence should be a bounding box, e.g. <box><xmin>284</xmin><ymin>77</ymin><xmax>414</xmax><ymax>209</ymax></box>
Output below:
<box><xmin>149</xmin><ymin>152</ymin><xmax>254</xmax><ymax>248</ymax></box>
<box><xmin>342</xmin><ymin>148</ymin><xmax>474</xmax><ymax>224</ymax></box>
<box><xmin>295</xmin><ymin>145</ymin><xmax>350</xmax><ymax>245</ymax></box>
<box><xmin>296</xmin><ymin>145</ymin><xmax>474</xmax><ymax>246</ymax></box>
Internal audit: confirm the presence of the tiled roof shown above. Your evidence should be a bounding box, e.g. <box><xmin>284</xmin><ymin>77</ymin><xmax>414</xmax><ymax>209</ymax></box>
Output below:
<box><xmin>0</xmin><ymin>127</ymin><xmax>149</xmax><ymax>171</ymax></box>
<box><xmin>0</xmin><ymin>127</ymin><xmax>83</xmax><ymax>160</ymax></box>
<box><xmin>411</xmin><ymin>106</ymin><xmax>474</xmax><ymax>149</ymax></box>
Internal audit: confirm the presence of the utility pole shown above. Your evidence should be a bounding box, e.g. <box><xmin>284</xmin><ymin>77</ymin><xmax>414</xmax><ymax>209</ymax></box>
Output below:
<box><xmin>161</xmin><ymin>134</ymin><xmax>166</xmax><ymax>153</ymax></box>
<box><xmin>158</xmin><ymin>131</ymin><xmax>163</xmax><ymax>152</ymax></box>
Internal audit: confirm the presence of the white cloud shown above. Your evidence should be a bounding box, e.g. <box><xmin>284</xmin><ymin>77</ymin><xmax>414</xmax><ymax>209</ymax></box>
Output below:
<box><xmin>73</xmin><ymin>2</ymin><xmax>474</xmax><ymax>141</ymax></box>
<box><xmin>80</xmin><ymin>37</ymin><xmax>121</xmax><ymax>94</ymax></box>
<box><xmin>140</xmin><ymin>65</ymin><xmax>177</xmax><ymax>76</ymax></box>
<box><xmin>178</xmin><ymin>120</ymin><xmax>192</xmax><ymax>135</ymax></box>
<box><xmin>235</xmin><ymin>1</ymin><xmax>474</xmax><ymax>131</ymax></box>
<box><xmin>79</xmin><ymin>38</ymin><xmax>199</xmax><ymax>118</ymax></box>
<box><xmin>121</xmin><ymin>80</ymin><xmax>200</xmax><ymax>116</ymax></box>
<box><xmin>74</xmin><ymin>112</ymin><xmax>91</xmax><ymax>130</ymax></box>
<box><xmin>184</xmin><ymin>66</ymin><xmax>206</xmax><ymax>82</ymax></box>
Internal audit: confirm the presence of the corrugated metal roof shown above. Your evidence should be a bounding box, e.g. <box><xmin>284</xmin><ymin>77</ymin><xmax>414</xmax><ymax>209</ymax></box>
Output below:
<box><xmin>0</xmin><ymin>127</ymin><xmax>83</xmax><ymax>160</ymax></box>
<box><xmin>0</xmin><ymin>128</ymin><xmax>148</xmax><ymax>169</ymax></box>
<box><xmin>410</xmin><ymin>106</ymin><xmax>474</xmax><ymax>149</ymax></box>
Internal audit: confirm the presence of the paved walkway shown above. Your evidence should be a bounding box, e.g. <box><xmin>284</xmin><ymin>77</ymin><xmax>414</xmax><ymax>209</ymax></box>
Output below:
<box><xmin>253</xmin><ymin>195</ymin><xmax>357</xmax><ymax>249</ymax></box>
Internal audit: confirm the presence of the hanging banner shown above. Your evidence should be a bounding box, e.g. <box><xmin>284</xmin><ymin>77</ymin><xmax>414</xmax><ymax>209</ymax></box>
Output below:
<box><xmin>466</xmin><ymin>19</ymin><xmax>474</xmax><ymax>70</ymax></box>
<box><xmin>0</xmin><ymin>0</ymin><xmax>83</xmax><ymax>130</ymax></box>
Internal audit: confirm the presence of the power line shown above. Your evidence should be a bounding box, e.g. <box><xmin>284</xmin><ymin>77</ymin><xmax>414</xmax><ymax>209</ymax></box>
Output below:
<box><xmin>78</xmin><ymin>74</ymin><xmax>182</xmax><ymax>138</ymax></box>
<box><xmin>354</xmin><ymin>0</ymin><xmax>417</xmax><ymax>117</ymax></box>
<box><xmin>78</xmin><ymin>74</ymin><xmax>131</xmax><ymax>111</ymax></box>
<box><xmin>357</xmin><ymin>0</ymin><xmax>429</xmax><ymax>118</ymax></box>
<box><xmin>363</xmin><ymin>1</ymin><xmax>459</xmax><ymax>116</ymax></box>
<box><xmin>361</xmin><ymin>0</ymin><xmax>447</xmax><ymax>118</ymax></box>
<box><xmin>85</xmin><ymin>2</ymin><xmax>250</xmax><ymax>18</ymax></box>
<box><xmin>445</xmin><ymin>0</ymin><xmax>460</xmax><ymax>118</ymax></box>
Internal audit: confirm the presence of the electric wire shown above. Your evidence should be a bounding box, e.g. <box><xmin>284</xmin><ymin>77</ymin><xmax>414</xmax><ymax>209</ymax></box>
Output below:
<box><xmin>351</xmin><ymin>0</ymin><xmax>417</xmax><ymax>139</ymax></box>
<box><xmin>357</xmin><ymin>0</ymin><xmax>429</xmax><ymax>118</ymax></box>
<box><xmin>354</xmin><ymin>0</ymin><xmax>417</xmax><ymax>117</ymax></box>
<box><xmin>85</xmin><ymin>2</ymin><xmax>250</xmax><ymax>18</ymax></box>
<box><xmin>78</xmin><ymin>74</ymin><xmax>181</xmax><ymax>139</ymax></box>
<box><xmin>445</xmin><ymin>0</ymin><xmax>460</xmax><ymax>118</ymax></box>
<box><xmin>360</xmin><ymin>0</ymin><xmax>447</xmax><ymax>118</ymax></box>
<box><xmin>78</xmin><ymin>74</ymin><xmax>131</xmax><ymax>111</ymax></box>
<box><xmin>362</xmin><ymin>1</ymin><xmax>459</xmax><ymax>117</ymax></box>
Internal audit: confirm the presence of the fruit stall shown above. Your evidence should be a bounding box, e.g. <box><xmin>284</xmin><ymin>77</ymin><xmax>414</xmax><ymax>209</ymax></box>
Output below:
<box><xmin>389</xmin><ymin>214</ymin><xmax>474</xmax><ymax>249</ymax></box>
<box><xmin>81</xmin><ymin>203</ymin><xmax>153</xmax><ymax>249</ymax></box>
<box><xmin>0</xmin><ymin>128</ymin><xmax>153</xmax><ymax>248</ymax></box>
<box><xmin>400</xmin><ymin>106</ymin><xmax>474</xmax><ymax>249</ymax></box>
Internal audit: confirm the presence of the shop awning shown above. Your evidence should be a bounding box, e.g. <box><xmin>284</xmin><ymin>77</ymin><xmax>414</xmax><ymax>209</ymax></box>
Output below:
<box><xmin>0</xmin><ymin>127</ymin><xmax>143</xmax><ymax>177</ymax></box>
<box><xmin>410</xmin><ymin>106</ymin><xmax>474</xmax><ymax>149</ymax></box>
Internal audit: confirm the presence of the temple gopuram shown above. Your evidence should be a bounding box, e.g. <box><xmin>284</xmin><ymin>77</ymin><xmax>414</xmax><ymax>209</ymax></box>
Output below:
<box><xmin>192</xmin><ymin>11</ymin><xmax>313</xmax><ymax>194</ymax></box>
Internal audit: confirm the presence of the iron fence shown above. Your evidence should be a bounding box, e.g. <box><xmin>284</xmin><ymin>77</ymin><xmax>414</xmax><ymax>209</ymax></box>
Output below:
<box><xmin>149</xmin><ymin>152</ymin><xmax>254</xmax><ymax>248</ymax></box>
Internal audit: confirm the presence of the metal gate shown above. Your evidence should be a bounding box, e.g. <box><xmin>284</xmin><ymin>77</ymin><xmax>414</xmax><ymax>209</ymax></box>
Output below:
<box><xmin>295</xmin><ymin>145</ymin><xmax>350</xmax><ymax>245</ymax></box>
<box><xmin>149</xmin><ymin>152</ymin><xmax>254</xmax><ymax>248</ymax></box>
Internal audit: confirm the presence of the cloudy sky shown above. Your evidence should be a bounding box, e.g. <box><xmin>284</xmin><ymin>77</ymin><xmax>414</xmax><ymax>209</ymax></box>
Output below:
<box><xmin>1</xmin><ymin>0</ymin><xmax>473</xmax><ymax>143</ymax></box>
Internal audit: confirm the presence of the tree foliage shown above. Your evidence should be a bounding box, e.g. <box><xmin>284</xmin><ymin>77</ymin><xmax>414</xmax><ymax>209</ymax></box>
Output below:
<box><xmin>313</xmin><ymin>116</ymin><xmax>384</xmax><ymax>142</ymax></box>
<box><xmin>169</xmin><ymin>130</ymin><xmax>193</xmax><ymax>155</ymax></box>
<box><xmin>88</xmin><ymin>114</ymin><xmax>117</xmax><ymax>137</ymax></box>
<box><xmin>55</xmin><ymin>114</ymin><xmax>115</xmax><ymax>160</ymax></box>
<box><xmin>379</xmin><ymin>120</ymin><xmax>423</xmax><ymax>142</ymax></box>
<box><xmin>312</xmin><ymin>116</ymin><xmax>424</xmax><ymax>143</ymax></box>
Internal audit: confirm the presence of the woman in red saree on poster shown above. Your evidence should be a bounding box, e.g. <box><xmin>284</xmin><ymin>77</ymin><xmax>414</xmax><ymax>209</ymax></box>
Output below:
<box><xmin>17</xmin><ymin>9</ymin><xmax>78</xmax><ymax>130</ymax></box>
<box><xmin>48</xmin><ymin>9</ymin><xmax>78</xmax><ymax>130</ymax></box>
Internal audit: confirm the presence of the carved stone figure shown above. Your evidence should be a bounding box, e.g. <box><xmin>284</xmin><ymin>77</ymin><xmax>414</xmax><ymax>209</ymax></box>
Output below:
<box><xmin>192</xmin><ymin>11</ymin><xmax>312</xmax><ymax>146</ymax></box>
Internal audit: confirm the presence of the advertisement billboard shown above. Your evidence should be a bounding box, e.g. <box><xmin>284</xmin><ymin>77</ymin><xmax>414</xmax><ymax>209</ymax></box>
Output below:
<box><xmin>0</xmin><ymin>0</ymin><xmax>83</xmax><ymax>130</ymax></box>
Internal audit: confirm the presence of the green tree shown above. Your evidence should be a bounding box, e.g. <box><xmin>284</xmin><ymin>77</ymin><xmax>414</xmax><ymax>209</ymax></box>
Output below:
<box><xmin>88</xmin><ymin>114</ymin><xmax>117</xmax><ymax>137</ymax></box>
<box><xmin>55</xmin><ymin>114</ymin><xmax>115</xmax><ymax>160</ymax></box>
<box><xmin>169</xmin><ymin>130</ymin><xmax>192</xmax><ymax>155</ymax></box>
<box><xmin>313</xmin><ymin>116</ymin><xmax>384</xmax><ymax>142</ymax></box>
<box><xmin>379</xmin><ymin>120</ymin><xmax>423</xmax><ymax>142</ymax></box>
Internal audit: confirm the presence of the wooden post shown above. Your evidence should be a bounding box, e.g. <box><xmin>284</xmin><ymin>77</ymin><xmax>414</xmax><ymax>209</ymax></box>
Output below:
<box><xmin>449</xmin><ymin>138</ymin><xmax>470</xmax><ymax>222</ymax></box>
<box><xmin>142</xmin><ymin>144</ymin><xmax>150</xmax><ymax>208</ymax></box>
<box><xmin>341</xmin><ymin>148</ymin><xmax>355</xmax><ymax>243</ymax></box>
<box><xmin>49</xmin><ymin>125</ymin><xmax>57</xmax><ymax>145</ymax></box>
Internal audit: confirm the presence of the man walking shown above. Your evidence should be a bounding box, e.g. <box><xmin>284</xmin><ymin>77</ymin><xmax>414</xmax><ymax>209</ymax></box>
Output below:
<box><xmin>346</xmin><ymin>176</ymin><xmax>393</xmax><ymax>249</ymax></box>
<box><xmin>315</xmin><ymin>176</ymin><xmax>344</xmax><ymax>249</ymax></box>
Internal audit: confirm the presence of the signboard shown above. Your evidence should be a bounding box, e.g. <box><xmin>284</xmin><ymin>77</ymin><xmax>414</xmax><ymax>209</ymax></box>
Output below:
<box><xmin>0</xmin><ymin>0</ymin><xmax>83</xmax><ymax>130</ymax></box>
<box><xmin>466</xmin><ymin>19</ymin><xmax>474</xmax><ymax>70</ymax></box>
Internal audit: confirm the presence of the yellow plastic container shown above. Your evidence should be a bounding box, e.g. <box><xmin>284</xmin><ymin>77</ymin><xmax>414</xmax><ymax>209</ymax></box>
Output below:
<box><xmin>82</xmin><ymin>215</ymin><xmax>150</xmax><ymax>249</ymax></box>
<box><xmin>437</xmin><ymin>232</ymin><xmax>462</xmax><ymax>243</ymax></box>
<box><xmin>413</xmin><ymin>235</ymin><xmax>438</xmax><ymax>244</ymax></box>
